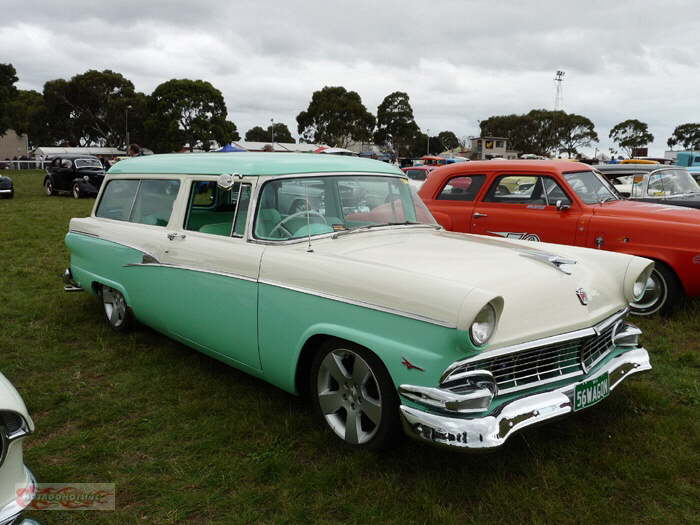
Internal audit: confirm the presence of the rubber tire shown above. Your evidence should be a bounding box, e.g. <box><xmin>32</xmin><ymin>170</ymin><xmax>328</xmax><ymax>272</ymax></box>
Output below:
<box><xmin>310</xmin><ymin>339</ymin><xmax>402</xmax><ymax>451</ymax></box>
<box><xmin>630</xmin><ymin>262</ymin><xmax>681</xmax><ymax>317</ymax></box>
<box><xmin>44</xmin><ymin>179</ymin><xmax>55</xmax><ymax>196</ymax></box>
<box><xmin>72</xmin><ymin>183</ymin><xmax>81</xmax><ymax>199</ymax></box>
<box><xmin>99</xmin><ymin>285</ymin><xmax>133</xmax><ymax>332</ymax></box>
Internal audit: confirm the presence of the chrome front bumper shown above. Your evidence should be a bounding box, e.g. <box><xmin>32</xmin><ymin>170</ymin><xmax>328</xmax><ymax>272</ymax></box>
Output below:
<box><xmin>400</xmin><ymin>347</ymin><xmax>650</xmax><ymax>450</ymax></box>
<box><xmin>0</xmin><ymin>466</ymin><xmax>40</xmax><ymax>525</ymax></box>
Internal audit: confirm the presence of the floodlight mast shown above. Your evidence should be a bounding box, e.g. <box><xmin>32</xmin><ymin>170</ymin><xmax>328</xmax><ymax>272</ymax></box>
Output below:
<box><xmin>554</xmin><ymin>70</ymin><xmax>565</xmax><ymax>111</ymax></box>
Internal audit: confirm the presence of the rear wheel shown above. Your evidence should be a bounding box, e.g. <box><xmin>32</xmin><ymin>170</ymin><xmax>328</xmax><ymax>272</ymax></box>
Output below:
<box><xmin>310</xmin><ymin>340</ymin><xmax>401</xmax><ymax>450</ymax></box>
<box><xmin>630</xmin><ymin>262</ymin><xmax>681</xmax><ymax>317</ymax></box>
<box><xmin>100</xmin><ymin>285</ymin><xmax>133</xmax><ymax>332</ymax></box>
<box><xmin>44</xmin><ymin>179</ymin><xmax>55</xmax><ymax>196</ymax></box>
<box><xmin>72</xmin><ymin>183</ymin><xmax>81</xmax><ymax>199</ymax></box>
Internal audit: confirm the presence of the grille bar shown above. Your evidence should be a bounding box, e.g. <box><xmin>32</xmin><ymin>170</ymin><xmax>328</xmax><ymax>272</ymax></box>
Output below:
<box><xmin>443</xmin><ymin>314</ymin><xmax>622</xmax><ymax>395</ymax></box>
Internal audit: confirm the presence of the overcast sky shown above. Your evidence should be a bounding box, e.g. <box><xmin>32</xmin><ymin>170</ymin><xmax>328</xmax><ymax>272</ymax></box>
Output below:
<box><xmin>1</xmin><ymin>0</ymin><xmax>698</xmax><ymax>156</ymax></box>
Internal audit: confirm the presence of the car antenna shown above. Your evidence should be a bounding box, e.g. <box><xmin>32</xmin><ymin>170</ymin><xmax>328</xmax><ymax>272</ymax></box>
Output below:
<box><xmin>305</xmin><ymin>179</ymin><xmax>313</xmax><ymax>253</ymax></box>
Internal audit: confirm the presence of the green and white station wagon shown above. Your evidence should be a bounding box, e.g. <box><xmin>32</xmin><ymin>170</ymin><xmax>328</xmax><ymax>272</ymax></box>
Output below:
<box><xmin>63</xmin><ymin>153</ymin><xmax>653</xmax><ymax>450</ymax></box>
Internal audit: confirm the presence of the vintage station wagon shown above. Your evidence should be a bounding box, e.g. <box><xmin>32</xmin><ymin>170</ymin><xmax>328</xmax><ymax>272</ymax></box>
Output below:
<box><xmin>63</xmin><ymin>153</ymin><xmax>653</xmax><ymax>450</ymax></box>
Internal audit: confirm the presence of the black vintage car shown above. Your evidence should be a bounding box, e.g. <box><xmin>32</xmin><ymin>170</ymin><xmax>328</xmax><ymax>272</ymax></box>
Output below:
<box><xmin>0</xmin><ymin>174</ymin><xmax>13</xmax><ymax>199</ymax></box>
<box><xmin>44</xmin><ymin>154</ymin><xmax>106</xmax><ymax>198</ymax></box>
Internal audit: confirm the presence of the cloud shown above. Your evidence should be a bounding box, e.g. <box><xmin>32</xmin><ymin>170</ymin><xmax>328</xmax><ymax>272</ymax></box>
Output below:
<box><xmin>1</xmin><ymin>0</ymin><xmax>699</xmax><ymax>154</ymax></box>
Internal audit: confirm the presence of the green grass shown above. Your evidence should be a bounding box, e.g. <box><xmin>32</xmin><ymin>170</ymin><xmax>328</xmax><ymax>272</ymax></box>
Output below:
<box><xmin>1</xmin><ymin>170</ymin><xmax>698</xmax><ymax>524</ymax></box>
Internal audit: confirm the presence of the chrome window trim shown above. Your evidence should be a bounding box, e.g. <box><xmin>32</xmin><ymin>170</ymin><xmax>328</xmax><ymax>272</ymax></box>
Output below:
<box><xmin>123</xmin><ymin>262</ymin><xmax>257</xmax><ymax>283</ymax></box>
<box><xmin>259</xmin><ymin>279</ymin><xmax>456</xmax><ymax>328</ymax></box>
<box><xmin>441</xmin><ymin>308</ymin><xmax>629</xmax><ymax>383</ymax></box>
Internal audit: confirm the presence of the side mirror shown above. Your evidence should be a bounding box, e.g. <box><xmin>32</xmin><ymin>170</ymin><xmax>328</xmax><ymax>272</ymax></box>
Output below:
<box><xmin>217</xmin><ymin>173</ymin><xmax>241</xmax><ymax>191</ymax></box>
<box><xmin>555</xmin><ymin>200</ymin><xmax>571</xmax><ymax>211</ymax></box>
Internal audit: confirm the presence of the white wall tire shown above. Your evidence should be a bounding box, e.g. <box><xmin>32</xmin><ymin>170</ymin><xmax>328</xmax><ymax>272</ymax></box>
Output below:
<box><xmin>630</xmin><ymin>263</ymin><xmax>681</xmax><ymax>317</ymax></box>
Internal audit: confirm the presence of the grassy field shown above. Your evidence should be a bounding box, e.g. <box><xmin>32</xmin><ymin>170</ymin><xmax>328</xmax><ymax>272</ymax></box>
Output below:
<box><xmin>0</xmin><ymin>170</ymin><xmax>698</xmax><ymax>524</ymax></box>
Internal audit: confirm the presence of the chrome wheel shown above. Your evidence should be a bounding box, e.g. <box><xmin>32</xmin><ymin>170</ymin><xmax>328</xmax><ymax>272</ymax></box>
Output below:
<box><xmin>316</xmin><ymin>348</ymin><xmax>382</xmax><ymax>445</ymax></box>
<box><xmin>630</xmin><ymin>269</ymin><xmax>667</xmax><ymax>315</ymax></box>
<box><xmin>72</xmin><ymin>183</ymin><xmax>80</xmax><ymax>199</ymax></box>
<box><xmin>102</xmin><ymin>286</ymin><xmax>127</xmax><ymax>328</ymax></box>
<box><xmin>45</xmin><ymin>180</ymin><xmax>53</xmax><ymax>196</ymax></box>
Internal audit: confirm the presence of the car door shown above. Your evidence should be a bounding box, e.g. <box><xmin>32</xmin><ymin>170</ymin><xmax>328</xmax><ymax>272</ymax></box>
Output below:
<box><xmin>471</xmin><ymin>173</ymin><xmax>581</xmax><ymax>245</ymax></box>
<box><xmin>423</xmin><ymin>174</ymin><xmax>488</xmax><ymax>232</ymax></box>
<box><xmin>150</xmin><ymin>177</ymin><xmax>264</xmax><ymax>372</ymax></box>
<box><xmin>55</xmin><ymin>158</ymin><xmax>74</xmax><ymax>190</ymax></box>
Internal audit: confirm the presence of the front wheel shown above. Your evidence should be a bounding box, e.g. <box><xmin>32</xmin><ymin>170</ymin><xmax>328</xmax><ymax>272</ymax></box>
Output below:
<box><xmin>310</xmin><ymin>340</ymin><xmax>401</xmax><ymax>450</ymax></box>
<box><xmin>100</xmin><ymin>285</ymin><xmax>133</xmax><ymax>332</ymax></box>
<box><xmin>630</xmin><ymin>263</ymin><xmax>681</xmax><ymax>316</ymax></box>
<box><xmin>72</xmin><ymin>183</ymin><xmax>81</xmax><ymax>199</ymax></box>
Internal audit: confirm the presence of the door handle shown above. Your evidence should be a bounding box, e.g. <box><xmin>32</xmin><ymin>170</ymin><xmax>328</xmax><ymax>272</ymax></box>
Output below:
<box><xmin>473</xmin><ymin>212</ymin><xmax>488</xmax><ymax>218</ymax></box>
<box><xmin>167</xmin><ymin>232</ymin><xmax>186</xmax><ymax>241</ymax></box>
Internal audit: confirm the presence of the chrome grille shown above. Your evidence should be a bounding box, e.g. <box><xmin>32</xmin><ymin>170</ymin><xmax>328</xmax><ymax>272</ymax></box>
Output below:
<box><xmin>442</xmin><ymin>314</ymin><xmax>622</xmax><ymax>394</ymax></box>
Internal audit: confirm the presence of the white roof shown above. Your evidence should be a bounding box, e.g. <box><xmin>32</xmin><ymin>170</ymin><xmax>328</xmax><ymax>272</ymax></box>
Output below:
<box><xmin>33</xmin><ymin>146</ymin><xmax>124</xmax><ymax>156</ymax></box>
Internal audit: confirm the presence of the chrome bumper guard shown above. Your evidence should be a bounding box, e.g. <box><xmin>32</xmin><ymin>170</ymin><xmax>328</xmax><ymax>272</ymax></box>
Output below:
<box><xmin>62</xmin><ymin>268</ymin><xmax>83</xmax><ymax>292</ymax></box>
<box><xmin>0</xmin><ymin>466</ymin><xmax>40</xmax><ymax>525</ymax></box>
<box><xmin>399</xmin><ymin>347</ymin><xmax>650</xmax><ymax>450</ymax></box>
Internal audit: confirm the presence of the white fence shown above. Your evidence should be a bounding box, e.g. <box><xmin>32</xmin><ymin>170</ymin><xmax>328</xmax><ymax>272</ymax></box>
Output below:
<box><xmin>0</xmin><ymin>160</ymin><xmax>48</xmax><ymax>170</ymax></box>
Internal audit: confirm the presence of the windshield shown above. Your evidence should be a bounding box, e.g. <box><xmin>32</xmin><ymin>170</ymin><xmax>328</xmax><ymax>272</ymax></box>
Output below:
<box><xmin>254</xmin><ymin>175</ymin><xmax>437</xmax><ymax>241</ymax></box>
<box><xmin>564</xmin><ymin>170</ymin><xmax>619</xmax><ymax>204</ymax></box>
<box><xmin>638</xmin><ymin>169</ymin><xmax>700</xmax><ymax>197</ymax></box>
<box><xmin>75</xmin><ymin>158</ymin><xmax>103</xmax><ymax>170</ymax></box>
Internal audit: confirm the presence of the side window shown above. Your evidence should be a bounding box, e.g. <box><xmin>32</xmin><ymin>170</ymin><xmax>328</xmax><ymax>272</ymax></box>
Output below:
<box><xmin>96</xmin><ymin>179</ymin><xmax>140</xmax><ymax>221</ymax></box>
<box><xmin>486</xmin><ymin>175</ymin><xmax>570</xmax><ymax>205</ymax></box>
<box><xmin>129</xmin><ymin>179</ymin><xmax>180</xmax><ymax>226</ymax></box>
<box><xmin>437</xmin><ymin>175</ymin><xmax>486</xmax><ymax>201</ymax></box>
<box><xmin>185</xmin><ymin>180</ymin><xmax>252</xmax><ymax>237</ymax></box>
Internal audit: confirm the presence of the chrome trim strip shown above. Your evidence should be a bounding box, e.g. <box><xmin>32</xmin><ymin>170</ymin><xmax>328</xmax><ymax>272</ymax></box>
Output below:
<box><xmin>126</xmin><ymin>179</ymin><xmax>142</xmax><ymax>222</ymax></box>
<box><xmin>441</xmin><ymin>308</ymin><xmax>629</xmax><ymax>383</ymax></box>
<box><xmin>259</xmin><ymin>279</ymin><xmax>456</xmax><ymax>328</ymax></box>
<box><xmin>68</xmin><ymin>229</ymin><xmax>99</xmax><ymax>238</ymax></box>
<box><xmin>123</xmin><ymin>262</ymin><xmax>258</xmax><ymax>283</ymax></box>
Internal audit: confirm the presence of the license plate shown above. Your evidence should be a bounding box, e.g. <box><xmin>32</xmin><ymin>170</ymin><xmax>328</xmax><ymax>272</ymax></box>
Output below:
<box><xmin>574</xmin><ymin>372</ymin><xmax>609</xmax><ymax>411</ymax></box>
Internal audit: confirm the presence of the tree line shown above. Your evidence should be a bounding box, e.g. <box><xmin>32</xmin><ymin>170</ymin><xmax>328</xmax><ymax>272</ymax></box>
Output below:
<box><xmin>1</xmin><ymin>62</ymin><xmax>698</xmax><ymax>157</ymax></box>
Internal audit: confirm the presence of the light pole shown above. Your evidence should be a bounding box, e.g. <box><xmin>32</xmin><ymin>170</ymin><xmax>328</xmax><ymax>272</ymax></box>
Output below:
<box><xmin>426</xmin><ymin>128</ymin><xmax>430</xmax><ymax>155</ymax></box>
<box><xmin>125</xmin><ymin>104</ymin><xmax>132</xmax><ymax>149</ymax></box>
<box><xmin>270</xmin><ymin>118</ymin><xmax>274</xmax><ymax>144</ymax></box>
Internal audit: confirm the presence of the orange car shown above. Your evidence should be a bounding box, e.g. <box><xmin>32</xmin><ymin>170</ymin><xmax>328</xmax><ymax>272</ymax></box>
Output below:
<box><xmin>419</xmin><ymin>160</ymin><xmax>700</xmax><ymax>315</ymax></box>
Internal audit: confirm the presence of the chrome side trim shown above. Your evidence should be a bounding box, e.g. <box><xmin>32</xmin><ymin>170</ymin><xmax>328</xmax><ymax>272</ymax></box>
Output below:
<box><xmin>123</xmin><ymin>262</ymin><xmax>258</xmax><ymax>283</ymax></box>
<box><xmin>441</xmin><ymin>308</ymin><xmax>629</xmax><ymax>383</ymax></box>
<box><xmin>259</xmin><ymin>279</ymin><xmax>456</xmax><ymax>328</ymax></box>
<box><xmin>68</xmin><ymin>229</ymin><xmax>99</xmax><ymax>238</ymax></box>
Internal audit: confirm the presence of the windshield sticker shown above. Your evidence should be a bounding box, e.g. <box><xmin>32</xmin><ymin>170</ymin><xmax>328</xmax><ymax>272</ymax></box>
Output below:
<box><xmin>489</xmin><ymin>231</ymin><xmax>541</xmax><ymax>242</ymax></box>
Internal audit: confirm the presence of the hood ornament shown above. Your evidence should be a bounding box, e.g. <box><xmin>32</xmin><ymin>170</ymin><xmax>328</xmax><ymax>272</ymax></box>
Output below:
<box><xmin>575</xmin><ymin>287</ymin><xmax>589</xmax><ymax>305</ymax></box>
<box><xmin>520</xmin><ymin>250</ymin><xmax>577</xmax><ymax>275</ymax></box>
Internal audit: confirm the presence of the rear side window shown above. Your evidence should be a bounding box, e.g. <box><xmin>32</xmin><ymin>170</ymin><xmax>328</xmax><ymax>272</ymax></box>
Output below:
<box><xmin>96</xmin><ymin>180</ymin><xmax>140</xmax><ymax>221</ymax></box>
<box><xmin>96</xmin><ymin>178</ymin><xmax>180</xmax><ymax>226</ymax></box>
<box><xmin>130</xmin><ymin>180</ymin><xmax>180</xmax><ymax>226</ymax></box>
<box><xmin>437</xmin><ymin>175</ymin><xmax>485</xmax><ymax>201</ymax></box>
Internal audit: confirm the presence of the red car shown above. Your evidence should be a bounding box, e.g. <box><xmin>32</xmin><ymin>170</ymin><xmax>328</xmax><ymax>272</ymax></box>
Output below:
<box><xmin>419</xmin><ymin>160</ymin><xmax>700</xmax><ymax>315</ymax></box>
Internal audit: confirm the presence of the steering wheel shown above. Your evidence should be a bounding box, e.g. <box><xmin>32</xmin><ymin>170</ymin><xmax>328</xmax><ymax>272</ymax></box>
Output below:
<box><xmin>269</xmin><ymin>210</ymin><xmax>328</xmax><ymax>237</ymax></box>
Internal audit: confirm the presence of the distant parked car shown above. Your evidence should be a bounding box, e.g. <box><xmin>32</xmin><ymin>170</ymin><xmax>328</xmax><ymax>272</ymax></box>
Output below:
<box><xmin>0</xmin><ymin>175</ymin><xmax>13</xmax><ymax>199</ymax></box>
<box><xmin>44</xmin><ymin>154</ymin><xmax>106</xmax><ymax>198</ymax></box>
<box><xmin>401</xmin><ymin>166</ymin><xmax>434</xmax><ymax>190</ymax></box>
<box><xmin>596</xmin><ymin>165</ymin><xmax>700</xmax><ymax>209</ymax></box>
<box><xmin>0</xmin><ymin>372</ymin><xmax>39</xmax><ymax>523</ymax></box>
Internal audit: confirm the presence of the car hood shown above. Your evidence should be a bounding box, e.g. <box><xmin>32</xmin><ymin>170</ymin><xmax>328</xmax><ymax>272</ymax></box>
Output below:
<box><xmin>260</xmin><ymin>228</ymin><xmax>647</xmax><ymax>348</ymax></box>
<box><xmin>0</xmin><ymin>372</ymin><xmax>32</xmax><ymax>429</ymax></box>
<box><xmin>592</xmin><ymin>199</ymin><xmax>700</xmax><ymax>224</ymax></box>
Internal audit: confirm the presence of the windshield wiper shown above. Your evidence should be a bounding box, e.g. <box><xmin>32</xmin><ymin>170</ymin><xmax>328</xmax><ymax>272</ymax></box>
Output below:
<box><xmin>332</xmin><ymin>222</ymin><xmax>439</xmax><ymax>239</ymax></box>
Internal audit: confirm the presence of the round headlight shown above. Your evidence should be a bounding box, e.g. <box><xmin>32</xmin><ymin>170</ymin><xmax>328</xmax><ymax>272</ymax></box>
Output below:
<box><xmin>633</xmin><ymin>273</ymin><xmax>649</xmax><ymax>301</ymax></box>
<box><xmin>470</xmin><ymin>303</ymin><xmax>497</xmax><ymax>346</ymax></box>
